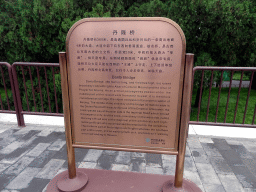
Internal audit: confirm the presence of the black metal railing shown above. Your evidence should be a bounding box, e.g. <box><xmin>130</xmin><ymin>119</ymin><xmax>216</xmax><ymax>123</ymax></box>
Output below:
<box><xmin>0</xmin><ymin>63</ymin><xmax>255</xmax><ymax>128</ymax></box>
<box><xmin>190</xmin><ymin>66</ymin><xmax>256</xmax><ymax>128</ymax></box>
<box><xmin>12</xmin><ymin>62</ymin><xmax>63</xmax><ymax>125</ymax></box>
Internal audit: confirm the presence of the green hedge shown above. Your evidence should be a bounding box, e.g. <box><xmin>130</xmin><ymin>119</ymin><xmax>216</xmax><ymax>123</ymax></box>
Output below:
<box><xmin>0</xmin><ymin>0</ymin><xmax>255</xmax><ymax>114</ymax></box>
<box><xmin>1</xmin><ymin>0</ymin><xmax>255</xmax><ymax>67</ymax></box>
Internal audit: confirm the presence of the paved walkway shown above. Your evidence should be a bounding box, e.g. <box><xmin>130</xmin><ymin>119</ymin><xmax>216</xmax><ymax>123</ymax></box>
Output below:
<box><xmin>0</xmin><ymin>122</ymin><xmax>255</xmax><ymax>192</ymax></box>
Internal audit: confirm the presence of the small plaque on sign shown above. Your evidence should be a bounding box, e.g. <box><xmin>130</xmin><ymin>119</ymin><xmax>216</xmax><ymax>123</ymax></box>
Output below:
<box><xmin>66</xmin><ymin>17</ymin><xmax>186</xmax><ymax>154</ymax></box>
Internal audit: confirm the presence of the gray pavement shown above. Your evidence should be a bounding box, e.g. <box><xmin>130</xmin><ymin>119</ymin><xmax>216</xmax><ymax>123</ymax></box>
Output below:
<box><xmin>0</xmin><ymin>122</ymin><xmax>256</xmax><ymax>192</ymax></box>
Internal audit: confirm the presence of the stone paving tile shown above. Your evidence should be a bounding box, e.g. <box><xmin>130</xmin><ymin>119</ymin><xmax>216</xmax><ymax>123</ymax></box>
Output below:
<box><xmin>47</xmin><ymin>139</ymin><xmax>66</xmax><ymax>151</ymax></box>
<box><xmin>196</xmin><ymin>163</ymin><xmax>221</xmax><ymax>185</ymax></box>
<box><xmin>83</xmin><ymin>149</ymin><xmax>103</xmax><ymax>162</ymax></box>
<box><xmin>201</xmin><ymin>143</ymin><xmax>222</xmax><ymax>157</ymax></box>
<box><xmin>20</xmin><ymin>178</ymin><xmax>50</xmax><ymax>192</ymax></box>
<box><xmin>131</xmin><ymin>159</ymin><xmax>146</xmax><ymax>173</ymax></box>
<box><xmin>209</xmin><ymin>156</ymin><xmax>233</xmax><ymax>174</ymax></box>
<box><xmin>20</xmin><ymin>135</ymin><xmax>37</xmax><ymax>149</ymax></box>
<box><xmin>52</xmin><ymin>146</ymin><xmax>67</xmax><ymax>160</ymax></box>
<box><xmin>131</xmin><ymin>152</ymin><xmax>146</xmax><ymax>159</ymax></box>
<box><xmin>198</xmin><ymin>137</ymin><xmax>213</xmax><ymax>143</ymax></box>
<box><xmin>0</xmin><ymin>148</ymin><xmax>31</xmax><ymax>165</ymax></box>
<box><xmin>0</xmin><ymin>123</ymin><xmax>255</xmax><ymax>191</ymax></box>
<box><xmin>203</xmin><ymin>184</ymin><xmax>225</xmax><ymax>192</ymax></box>
<box><xmin>0</xmin><ymin>129</ymin><xmax>18</xmax><ymax>139</ymax></box>
<box><xmin>74</xmin><ymin>148</ymin><xmax>89</xmax><ymax>163</ymax></box>
<box><xmin>0</xmin><ymin>128</ymin><xmax>10</xmax><ymax>135</ymax></box>
<box><xmin>35</xmin><ymin>159</ymin><xmax>65</xmax><ymax>180</ymax></box>
<box><xmin>0</xmin><ymin>174</ymin><xmax>15</xmax><ymax>191</ymax></box>
<box><xmin>219</xmin><ymin>149</ymin><xmax>244</xmax><ymax>166</ymax></box>
<box><xmin>187</xmin><ymin>136</ymin><xmax>203</xmax><ymax>149</ymax></box>
<box><xmin>26</xmin><ymin>143</ymin><xmax>50</xmax><ymax>157</ymax></box>
<box><xmin>146</xmin><ymin>153</ymin><xmax>162</xmax><ymax>165</ymax></box>
<box><xmin>0</xmin><ymin>153</ymin><xmax>5</xmax><ymax>161</ymax></box>
<box><xmin>52</xmin><ymin>146</ymin><xmax>69</xmax><ymax>169</ymax></box>
<box><xmin>111</xmin><ymin>164</ymin><xmax>131</xmax><ymax>172</ymax></box>
<box><xmin>42</xmin><ymin>185</ymin><xmax>47</xmax><ymax>192</ymax></box>
<box><xmin>19</xmin><ymin>131</ymin><xmax>40</xmax><ymax>141</ymax></box>
<box><xmin>241</xmin><ymin>141</ymin><xmax>256</xmax><ymax>153</ymax></box>
<box><xmin>78</xmin><ymin>162</ymin><xmax>97</xmax><ymax>169</ymax></box>
<box><xmin>0</xmin><ymin>142</ymin><xmax>24</xmax><ymax>155</ymax></box>
<box><xmin>4</xmin><ymin>157</ymin><xmax>34</xmax><ymax>176</ymax></box>
<box><xmin>55</xmin><ymin>168</ymin><xmax>68</xmax><ymax>176</ymax></box>
<box><xmin>12</xmin><ymin>129</ymin><xmax>30</xmax><ymax>136</ymax></box>
<box><xmin>162</xmin><ymin>154</ymin><xmax>176</xmax><ymax>161</ymax></box>
<box><xmin>244</xmin><ymin>188</ymin><xmax>256</xmax><ymax>192</ymax></box>
<box><xmin>226</xmin><ymin>138</ymin><xmax>243</xmax><ymax>145</ymax></box>
<box><xmin>230</xmin><ymin>165</ymin><xmax>256</xmax><ymax>188</ymax></box>
<box><xmin>184</xmin><ymin>156</ymin><xmax>197</xmax><ymax>172</ymax></box>
<box><xmin>185</xmin><ymin>146</ymin><xmax>192</xmax><ymax>157</ymax></box>
<box><xmin>37</xmin><ymin>129</ymin><xmax>53</xmax><ymax>137</ymax></box>
<box><xmin>104</xmin><ymin>150</ymin><xmax>117</xmax><ymax>156</ymax></box>
<box><xmin>5</xmin><ymin>167</ymin><xmax>40</xmax><ymax>190</ymax></box>
<box><xmin>212</xmin><ymin>138</ymin><xmax>232</xmax><ymax>150</ymax></box>
<box><xmin>98</xmin><ymin>151</ymin><xmax>117</xmax><ymax>170</ymax></box>
<box><xmin>162</xmin><ymin>154</ymin><xmax>176</xmax><ymax>175</ymax></box>
<box><xmin>230</xmin><ymin>144</ymin><xmax>254</xmax><ymax>159</ymax></box>
<box><xmin>114</xmin><ymin>151</ymin><xmax>131</xmax><ymax>164</ymax></box>
<box><xmin>28</xmin><ymin>150</ymin><xmax>56</xmax><ymax>168</ymax></box>
<box><xmin>53</xmin><ymin>127</ymin><xmax>65</xmax><ymax>132</ymax></box>
<box><xmin>242</xmin><ymin>158</ymin><xmax>256</xmax><ymax>177</ymax></box>
<box><xmin>162</xmin><ymin>154</ymin><xmax>176</xmax><ymax>170</ymax></box>
<box><xmin>218</xmin><ymin>173</ymin><xmax>245</xmax><ymax>192</ymax></box>
<box><xmin>184</xmin><ymin>170</ymin><xmax>203</xmax><ymax>187</ymax></box>
<box><xmin>0</xmin><ymin>164</ymin><xmax>10</xmax><ymax>174</ymax></box>
<box><xmin>191</xmin><ymin>148</ymin><xmax>210</xmax><ymax>164</ymax></box>
<box><xmin>31</xmin><ymin>132</ymin><xmax>65</xmax><ymax>146</ymax></box>
<box><xmin>163</xmin><ymin>160</ymin><xmax>176</xmax><ymax>175</ymax></box>
<box><xmin>145</xmin><ymin>163</ymin><xmax>163</xmax><ymax>174</ymax></box>
<box><xmin>0</xmin><ymin>136</ymin><xmax>19</xmax><ymax>150</ymax></box>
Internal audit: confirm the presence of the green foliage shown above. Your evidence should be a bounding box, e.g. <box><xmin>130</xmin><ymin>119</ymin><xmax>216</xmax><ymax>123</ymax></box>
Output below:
<box><xmin>1</xmin><ymin>0</ymin><xmax>255</xmax><ymax>67</ymax></box>
<box><xmin>0</xmin><ymin>88</ymin><xmax>14</xmax><ymax>110</ymax></box>
<box><xmin>84</xmin><ymin>4</ymin><xmax>111</xmax><ymax>17</ymax></box>
<box><xmin>193</xmin><ymin>52</ymin><xmax>217</xmax><ymax>91</ymax></box>
<box><xmin>127</xmin><ymin>0</ymin><xmax>168</xmax><ymax>17</ymax></box>
<box><xmin>0</xmin><ymin>0</ymin><xmax>256</xmax><ymax>115</ymax></box>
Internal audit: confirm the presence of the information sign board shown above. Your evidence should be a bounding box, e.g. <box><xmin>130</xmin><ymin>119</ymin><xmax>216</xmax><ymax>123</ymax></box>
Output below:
<box><xmin>66</xmin><ymin>17</ymin><xmax>186</xmax><ymax>154</ymax></box>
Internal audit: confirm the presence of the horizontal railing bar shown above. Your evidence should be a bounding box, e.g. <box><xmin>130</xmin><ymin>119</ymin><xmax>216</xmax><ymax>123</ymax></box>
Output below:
<box><xmin>0</xmin><ymin>110</ymin><xmax>17</xmax><ymax>114</ymax></box>
<box><xmin>189</xmin><ymin>121</ymin><xmax>256</xmax><ymax>128</ymax></box>
<box><xmin>21</xmin><ymin>111</ymin><xmax>64</xmax><ymax>117</ymax></box>
<box><xmin>0</xmin><ymin>62</ymin><xmax>11</xmax><ymax>65</ymax></box>
<box><xmin>12</xmin><ymin>62</ymin><xmax>59</xmax><ymax>67</ymax></box>
<box><xmin>193</xmin><ymin>66</ymin><xmax>256</xmax><ymax>71</ymax></box>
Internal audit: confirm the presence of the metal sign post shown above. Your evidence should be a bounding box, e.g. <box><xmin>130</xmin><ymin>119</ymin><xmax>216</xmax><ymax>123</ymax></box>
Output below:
<box><xmin>47</xmin><ymin>17</ymin><xmax>201</xmax><ymax>192</ymax></box>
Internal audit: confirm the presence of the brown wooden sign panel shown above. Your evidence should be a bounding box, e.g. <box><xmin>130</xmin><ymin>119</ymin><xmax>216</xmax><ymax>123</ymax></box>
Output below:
<box><xmin>66</xmin><ymin>17</ymin><xmax>186</xmax><ymax>153</ymax></box>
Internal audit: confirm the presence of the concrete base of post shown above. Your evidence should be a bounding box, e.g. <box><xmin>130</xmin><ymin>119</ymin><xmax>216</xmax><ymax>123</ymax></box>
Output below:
<box><xmin>46</xmin><ymin>169</ymin><xmax>88</xmax><ymax>192</ymax></box>
<box><xmin>46</xmin><ymin>168</ymin><xmax>202</xmax><ymax>192</ymax></box>
<box><xmin>162</xmin><ymin>179</ymin><xmax>202</xmax><ymax>192</ymax></box>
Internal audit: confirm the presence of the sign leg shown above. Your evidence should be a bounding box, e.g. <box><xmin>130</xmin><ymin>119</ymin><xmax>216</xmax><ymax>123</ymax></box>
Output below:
<box><xmin>48</xmin><ymin>52</ymin><xmax>89</xmax><ymax>192</ymax></box>
<box><xmin>162</xmin><ymin>54</ymin><xmax>200</xmax><ymax>192</ymax></box>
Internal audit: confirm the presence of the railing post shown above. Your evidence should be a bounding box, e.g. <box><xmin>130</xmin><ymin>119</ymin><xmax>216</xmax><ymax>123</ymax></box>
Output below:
<box><xmin>11</xmin><ymin>64</ymin><xmax>25</xmax><ymax>126</ymax></box>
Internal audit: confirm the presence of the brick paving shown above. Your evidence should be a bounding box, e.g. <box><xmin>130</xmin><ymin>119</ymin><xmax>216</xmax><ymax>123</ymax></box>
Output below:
<box><xmin>0</xmin><ymin>122</ymin><xmax>255</xmax><ymax>192</ymax></box>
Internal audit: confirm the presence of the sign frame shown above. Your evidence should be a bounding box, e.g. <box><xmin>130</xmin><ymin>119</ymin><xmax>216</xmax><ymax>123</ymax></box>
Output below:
<box><xmin>65</xmin><ymin>17</ymin><xmax>186</xmax><ymax>154</ymax></box>
<box><xmin>59</xmin><ymin>17</ymin><xmax>194</xmax><ymax>188</ymax></box>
